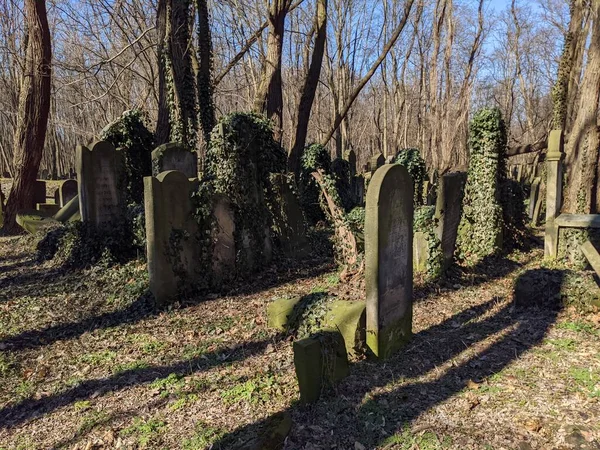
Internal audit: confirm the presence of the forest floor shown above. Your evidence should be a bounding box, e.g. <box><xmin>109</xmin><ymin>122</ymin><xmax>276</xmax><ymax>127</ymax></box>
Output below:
<box><xmin>0</xmin><ymin>230</ymin><xmax>600</xmax><ymax>450</ymax></box>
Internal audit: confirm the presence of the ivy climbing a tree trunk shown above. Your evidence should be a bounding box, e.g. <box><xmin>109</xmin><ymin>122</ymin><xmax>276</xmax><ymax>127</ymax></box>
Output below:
<box><xmin>289</xmin><ymin>0</ymin><xmax>327</xmax><ymax>177</ymax></box>
<box><xmin>196</xmin><ymin>0</ymin><xmax>215</xmax><ymax>147</ymax></box>
<box><xmin>253</xmin><ymin>0</ymin><xmax>292</xmax><ymax>143</ymax></box>
<box><xmin>156</xmin><ymin>0</ymin><xmax>198</xmax><ymax>149</ymax></box>
<box><xmin>3</xmin><ymin>0</ymin><xmax>52</xmax><ymax>234</ymax></box>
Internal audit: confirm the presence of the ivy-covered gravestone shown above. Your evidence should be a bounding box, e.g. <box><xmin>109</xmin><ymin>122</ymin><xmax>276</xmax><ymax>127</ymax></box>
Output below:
<box><xmin>456</xmin><ymin>108</ymin><xmax>506</xmax><ymax>262</ymax></box>
<box><xmin>205</xmin><ymin>113</ymin><xmax>286</xmax><ymax>273</ymax></box>
<box><xmin>151</xmin><ymin>143</ymin><xmax>198</xmax><ymax>178</ymax></box>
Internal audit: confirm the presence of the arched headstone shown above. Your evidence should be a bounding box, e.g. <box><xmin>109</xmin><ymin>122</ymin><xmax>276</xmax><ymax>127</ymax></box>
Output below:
<box><xmin>365</xmin><ymin>164</ymin><xmax>414</xmax><ymax>359</ymax></box>
<box><xmin>152</xmin><ymin>143</ymin><xmax>198</xmax><ymax>179</ymax></box>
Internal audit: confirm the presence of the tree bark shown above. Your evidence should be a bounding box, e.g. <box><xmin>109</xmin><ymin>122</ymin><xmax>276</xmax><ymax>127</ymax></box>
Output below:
<box><xmin>196</xmin><ymin>0</ymin><xmax>215</xmax><ymax>146</ymax></box>
<box><xmin>288</xmin><ymin>0</ymin><xmax>327</xmax><ymax>175</ymax></box>
<box><xmin>3</xmin><ymin>0</ymin><xmax>52</xmax><ymax>233</ymax></box>
<box><xmin>253</xmin><ymin>0</ymin><xmax>292</xmax><ymax>143</ymax></box>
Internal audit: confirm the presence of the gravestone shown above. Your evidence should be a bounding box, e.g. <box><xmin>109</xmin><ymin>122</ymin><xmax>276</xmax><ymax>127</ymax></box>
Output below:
<box><xmin>354</xmin><ymin>174</ymin><xmax>365</xmax><ymax>206</ymax></box>
<box><xmin>33</xmin><ymin>180</ymin><xmax>47</xmax><ymax>207</ymax></box>
<box><xmin>413</xmin><ymin>231</ymin><xmax>429</xmax><ymax>273</ymax></box>
<box><xmin>144</xmin><ymin>170</ymin><xmax>202</xmax><ymax>305</ymax></box>
<box><xmin>269</xmin><ymin>173</ymin><xmax>309</xmax><ymax>257</ymax></box>
<box><xmin>53</xmin><ymin>189</ymin><xmax>60</xmax><ymax>205</ymax></box>
<box><xmin>151</xmin><ymin>143</ymin><xmax>198</xmax><ymax>179</ymax></box>
<box><xmin>37</xmin><ymin>203</ymin><xmax>61</xmax><ymax>215</ymax></box>
<box><xmin>365</xmin><ymin>164</ymin><xmax>413</xmax><ymax>359</ymax></box>
<box><xmin>77</xmin><ymin>141</ymin><xmax>126</xmax><ymax>227</ymax></box>
<box><xmin>211</xmin><ymin>194</ymin><xmax>236</xmax><ymax>284</ymax></box>
<box><xmin>435</xmin><ymin>172</ymin><xmax>466</xmax><ymax>270</ymax></box>
<box><xmin>345</xmin><ymin>149</ymin><xmax>357</xmax><ymax>177</ymax></box>
<box><xmin>59</xmin><ymin>180</ymin><xmax>78</xmax><ymax>207</ymax></box>
<box><xmin>370</xmin><ymin>153</ymin><xmax>385</xmax><ymax>174</ymax></box>
<box><xmin>529</xmin><ymin>177</ymin><xmax>542</xmax><ymax>221</ymax></box>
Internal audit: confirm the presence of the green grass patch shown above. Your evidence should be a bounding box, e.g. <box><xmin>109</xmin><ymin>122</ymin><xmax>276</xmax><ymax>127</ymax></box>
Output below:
<box><xmin>182</xmin><ymin>421</ymin><xmax>225</xmax><ymax>450</ymax></box>
<box><xmin>569</xmin><ymin>367</ymin><xmax>600</xmax><ymax>398</ymax></box>
<box><xmin>112</xmin><ymin>360</ymin><xmax>149</xmax><ymax>375</ymax></box>
<box><xmin>220</xmin><ymin>375</ymin><xmax>279</xmax><ymax>406</ymax></box>
<box><xmin>557</xmin><ymin>321</ymin><xmax>599</xmax><ymax>335</ymax></box>
<box><xmin>78</xmin><ymin>410</ymin><xmax>110</xmax><ymax>435</ymax></box>
<box><xmin>121</xmin><ymin>417</ymin><xmax>166</xmax><ymax>447</ymax></box>
<box><xmin>381</xmin><ymin>427</ymin><xmax>452</xmax><ymax>449</ymax></box>
<box><xmin>78</xmin><ymin>350</ymin><xmax>117</xmax><ymax>366</ymax></box>
<box><xmin>546</xmin><ymin>338</ymin><xmax>577</xmax><ymax>350</ymax></box>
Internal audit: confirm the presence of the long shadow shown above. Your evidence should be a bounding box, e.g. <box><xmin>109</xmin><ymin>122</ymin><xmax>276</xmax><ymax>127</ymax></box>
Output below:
<box><xmin>0</xmin><ymin>333</ymin><xmax>285</xmax><ymax>429</ymax></box>
<box><xmin>0</xmin><ymin>258</ymin><xmax>332</xmax><ymax>352</ymax></box>
<box><xmin>210</xmin><ymin>268</ymin><xmax>563</xmax><ymax>449</ymax></box>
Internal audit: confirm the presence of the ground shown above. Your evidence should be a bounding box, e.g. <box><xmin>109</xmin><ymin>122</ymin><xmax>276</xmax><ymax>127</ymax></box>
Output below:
<box><xmin>0</xmin><ymin>230</ymin><xmax>599</xmax><ymax>449</ymax></box>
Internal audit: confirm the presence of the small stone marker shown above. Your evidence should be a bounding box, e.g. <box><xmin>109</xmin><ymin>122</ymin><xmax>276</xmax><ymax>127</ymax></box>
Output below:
<box><xmin>145</xmin><ymin>170</ymin><xmax>202</xmax><ymax>305</ymax></box>
<box><xmin>365</xmin><ymin>164</ymin><xmax>413</xmax><ymax>359</ymax></box>
<box><xmin>435</xmin><ymin>172</ymin><xmax>466</xmax><ymax>270</ymax></box>
<box><xmin>59</xmin><ymin>180</ymin><xmax>78</xmax><ymax>207</ymax></box>
<box><xmin>345</xmin><ymin>149</ymin><xmax>357</xmax><ymax>177</ymax></box>
<box><xmin>293</xmin><ymin>331</ymin><xmax>349</xmax><ymax>404</ymax></box>
<box><xmin>151</xmin><ymin>143</ymin><xmax>198</xmax><ymax>178</ymax></box>
<box><xmin>370</xmin><ymin>153</ymin><xmax>385</xmax><ymax>174</ymax></box>
<box><xmin>413</xmin><ymin>231</ymin><xmax>429</xmax><ymax>273</ymax></box>
<box><xmin>77</xmin><ymin>141</ymin><xmax>126</xmax><ymax>227</ymax></box>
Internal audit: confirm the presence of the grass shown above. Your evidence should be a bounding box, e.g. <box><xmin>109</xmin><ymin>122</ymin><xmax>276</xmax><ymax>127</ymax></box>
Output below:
<box><xmin>569</xmin><ymin>367</ymin><xmax>600</xmax><ymax>398</ymax></box>
<box><xmin>121</xmin><ymin>417</ymin><xmax>167</xmax><ymax>447</ymax></box>
<box><xmin>381</xmin><ymin>427</ymin><xmax>453</xmax><ymax>449</ymax></box>
<box><xmin>182</xmin><ymin>422</ymin><xmax>225</xmax><ymax>450</ymax></box>
<box><xmin>78</xmin><ymin>410</ymin><xmax>110</xmax><ymax>435</ymax></box>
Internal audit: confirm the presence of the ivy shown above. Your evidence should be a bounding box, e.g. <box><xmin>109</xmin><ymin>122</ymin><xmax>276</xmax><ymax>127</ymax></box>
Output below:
<box><xmin>299</xmin><ymin>144</ymin><xmax>330</xmax><ymax>224</ymax></box>
<box><xmin>204</xmin><ymin>112</ymin><xmax>285</xmax><ymax>273</ymax></box>
<box><xmin>456</xmin><ymin>108</ymin><xmax>506</xmax><ymax>263</ymax></box>
<box><xmin>100</xmin><ymin>109</ymin><xmax>154</xmax><ymax>205</ymax></box>
<box><xmin>414</xmin><ymin>206</ymin><xmax>443</xmax><ymax>279</ymax></box>
<box><xmin>395</xmin><ymin>148</ymin><xmax>427</xmax><ymax>206</ymax></box>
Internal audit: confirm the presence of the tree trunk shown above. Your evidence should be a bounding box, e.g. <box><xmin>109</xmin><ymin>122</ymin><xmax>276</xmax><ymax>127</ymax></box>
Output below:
<box><xmin>564</xmin><ymin>0</ymin><xmax>600</xmax><ymax>213</ymax></box>
<box><xmin>196</xmin><ymin>0</ymin><xmax>216</xmax><ymax>146</ymax></box>
<box><xmin>156</xmin><ymin>0</ymin><xmax>171</xmax><ymax>145</ymax></box>
<box><xmin>288</xmin><ymin>0</ymin><xmax>327</xmax><ymax>175</ymax></box>
<box><xmin>253</xmin><ymin>0</ymin><xmax>291</xmax><ymax>143</ymax></box>
<box><xmin>3</xmin><ymin>0</ymin><xmax>52</xmax><ymax>233</ymax></box>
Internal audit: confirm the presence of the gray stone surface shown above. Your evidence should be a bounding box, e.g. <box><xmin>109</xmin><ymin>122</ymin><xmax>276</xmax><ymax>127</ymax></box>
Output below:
<box><xmin>54</xmin><ymin>195</ymin><xmax>81</xmax><ymax>223</ymax></box>
<box><xmin>529</xmin><ymin>178</ymin><xmax>541</xmax><ymax>220</ymax></box>
<box><xmin>365</xmin><ymin>164</ymin><xmax>413</xmax><ymax>359</ymax></box>
<box><xmin>152</xmin><ymin>143</ymin><xmax>198</xmax><ymax>178</ymax></box>
<box><xmin>145</xmin><ymin>170</ymin><xmax>201</xmax><ymax>306</ymax></box>
<box><xmin>545</xmin><ymin>130</ymin><xmax>564</xmax><ymax>259</ymax></box>
<box><xmin>581</xmin><ymin>241</ymin><xmax>600</xmax><ymax>278</ymax></box>
<box><xmin>77</xmin><ymin>141</ymin><xmax>126</xmax><ymax>227</ymax></box>
<box><xmin>413</xmin><ymin>231</ymin><xmax>429</xmax><ymax>273</ymax></box>
<box><xmin>435</xmin><ymin>172</ymin><xmax>466</xmax><ymax>270</ymax></box>
<box><xmin>59</xmin><ymin>179</ymin><xmax>78</xmax><ymax>207</ymax></box>
<box><xmin>211</xmin><ymin>194</ymin><xmax>236</xmax><ymax>284</ymax></box>
<box><xmin>370</xmin><ymin>153</ymin><xmax>385</xmax><ymax>174</ymax></box>
<box><xmin>555</xmin><ymin>214</ymin><xmax>600</xmax><ymax>228</ymax></box>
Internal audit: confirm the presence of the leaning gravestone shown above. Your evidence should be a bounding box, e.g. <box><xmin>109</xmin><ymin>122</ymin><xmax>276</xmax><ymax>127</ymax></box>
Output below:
<box><xmin>151</xmin><ymin>143</ymin><xmax>198</xmax><ymax>179</ymax></box>
<box><xmin>59</xmin><ymin>179</ymin><xmax>78</xmax><ymax>207</ymax></box>
<box><xmin>435</xmin><ymin>172</ymin><xmax>466</xmax><ymax>270</ymax></box>
<box><xmin>77</xmin><ymin>141</ymin><xmax>126</xmax><ymax>227</ymax></box>
<box><xmin>365</xmin><ymin>164</ymin><xmax>413</xmax><ymax>359</ymax></box>
<box><xmin>529</xmin><ymin>177</ymin><xmax>541</xmax><ymax>221</ymax></box>
<box><xmin>144</xmin><ymin>170</ymin><xmax>202</xmax><ymax>305</ymax></box>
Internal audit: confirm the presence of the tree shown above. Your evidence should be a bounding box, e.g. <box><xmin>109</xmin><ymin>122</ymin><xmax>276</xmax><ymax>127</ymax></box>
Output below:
<box><xmin>288</xmin><ymin>0</ymin><xmax>327</xmax><ymax>175</ymax></box>
<box><xmin>253</xmin><ymin>0</ymin><xmax>292</xmax><ymax>143</ymax></box>
<box><xmin>3</xmin><ymin>0</ymin><xmax>52</xmax><ymax>234</ymax></box>
<box><xmin>196</xmin><ymin>0</ymin><xmax>216</xmax><ymax>146</ymax></box>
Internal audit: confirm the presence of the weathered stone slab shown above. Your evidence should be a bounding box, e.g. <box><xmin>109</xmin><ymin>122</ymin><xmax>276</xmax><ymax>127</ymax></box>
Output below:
<box><xmin>435</xmin><ymin>172</ymin><xmax>466</xmax><ymax>270</ymax></box>
<box><xmin>413</xmin><ymin>231</ymin><xmax>429</xmax><ymax>273</ymax></box>
<box><xmin>293</xmin><ymin>331</ymin><xmax>349</xmax><ymax>404</ymax></box>
<box><xmin>151</xmin><ymin>143</ymin><xmax>198</xmax><ymax>178</ymax></box>
<box><xmin>529</xmin><ymin>178</ymin><xmax>541</xmax><ymax>220</ymax></box>
<box><xmin>267</xmin><ymin>297</ymin><xmax>302</xmax><ymax>330</ymax></box>
<box><xmin>322</xmin><ymin>300</ymin><xmax>366</xmax><ymax>357</ymax></box>
<box><xmin>211</xmin><ymin>194</ymin><xmax>236</xmax><ymax>284</ymax></box>
<box><xmin>77</xmin><ymin>141</ymin><xmax>126</xmax><ymax>227</ymax></box>
<box><xmin>16</xmin><ymin>209</ymin><xmax>57</xmax><ymax>234</ymax></box>
<box><xmin>365</xmin><ymin>164</ymin><xmax>413</xmax><ymax>359</ymax></box>
<box><xmin>33</xmin><ymin>180</ymin><xmax>46</xmax><ymax>207</ymax></box>
<box><xmin>144</xmin><ymin>170</ymin><xmax>202</xmax><ymax>305</ymax></box>
<box><xmin>545</xmin><ymin>130</ymin><xmax>564</xmax><ymax>259</ymax></box>
<box><xmin>59</xmin><ymin>180</ymin><xmax>78</xmax><ymax>207</ymax></box>
<box><xmin>54</xmin><ymin>195</ymin><xmax>81</xmax><ymax>223</ymax></box>
<box><xmin>370</xmin><ymin>153</ymin><xmax>385</xmax><ymax>174</ymax></box>
<box><xmin>269</xmin><ymin>174</ymin><xmax>309</xmax><ymax>258</ymax></box>
<box><xmin>581</xmin><ymin>241</ymin><xmax>600</xmax><ymax>278</ymax></box>
<box><xmin>37</xmin><ymin>203</ymin><xmax>61</xmax><ymax>215</ymax></box>
<box><xmin>345</xmin><ymin>149</ymin><xmax>357</xmax><ymax>177</ymax></box>
<box><xmin>555</xmin><ymin>214</ymin><xmax>600</xmax><ymax>229</ymax></box>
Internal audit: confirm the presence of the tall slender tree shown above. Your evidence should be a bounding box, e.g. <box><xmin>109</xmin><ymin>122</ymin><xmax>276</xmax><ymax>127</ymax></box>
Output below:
<box><xmin>3</xmin><ymin>0</ymin><xmax>52</xmax><ymax>233</ymax></box>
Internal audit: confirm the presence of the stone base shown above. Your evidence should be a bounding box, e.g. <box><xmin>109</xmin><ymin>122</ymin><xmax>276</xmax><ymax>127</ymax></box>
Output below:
<box><xmin>293</xmin><ymin>331</ymin><xmax>349</xmax><ymax>404</ymax></box>
<box><xmin>366</xmin><ymin>312</ymin><xmax>413</xmax><ymax>360</ymax></box>
<box><xmin>16</xmin><ymin>210</ymin><xmax>57</xmax><ymax>234</ymax></box>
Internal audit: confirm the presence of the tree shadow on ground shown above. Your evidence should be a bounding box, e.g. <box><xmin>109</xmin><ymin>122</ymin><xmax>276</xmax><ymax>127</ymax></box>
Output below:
<box><xmin>211</xmin><ymin>268</ymin><xmax>564</xmax><ymax>449</ymax></box>
<box><xmin>0</xmin><ymin>257</ymin><xmax>333</xmax><ymax>352</ymax></box>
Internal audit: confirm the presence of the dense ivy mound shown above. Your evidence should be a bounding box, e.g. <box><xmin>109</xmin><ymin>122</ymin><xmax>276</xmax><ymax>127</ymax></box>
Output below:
<box><xmin>414</xmin><ymin>206</ymin><xmax>443</xmax><ymax>278</ymax></box>
<box><xmin>100</xmin><ymin>109</ymin><xmax>154</xmax><ymax>204</ymax></box>
<box><xmin>205</xmin><ymin>112</ymin><xmax>286</xmax><ymax>272</ymax></box>
<box><xmin>299</xmin><ymin>144</ymin><xmax>330</xmax><ymax>224</ymax></box>
<box><xmin>395</xmin><ymin>148</ymin><xmax>427</xmax><ymax>206</ymax></box>
<box><xmin>457</xmin><ymin>108</ymin><xmax>506</xmax><ymax>262</ymax></box>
